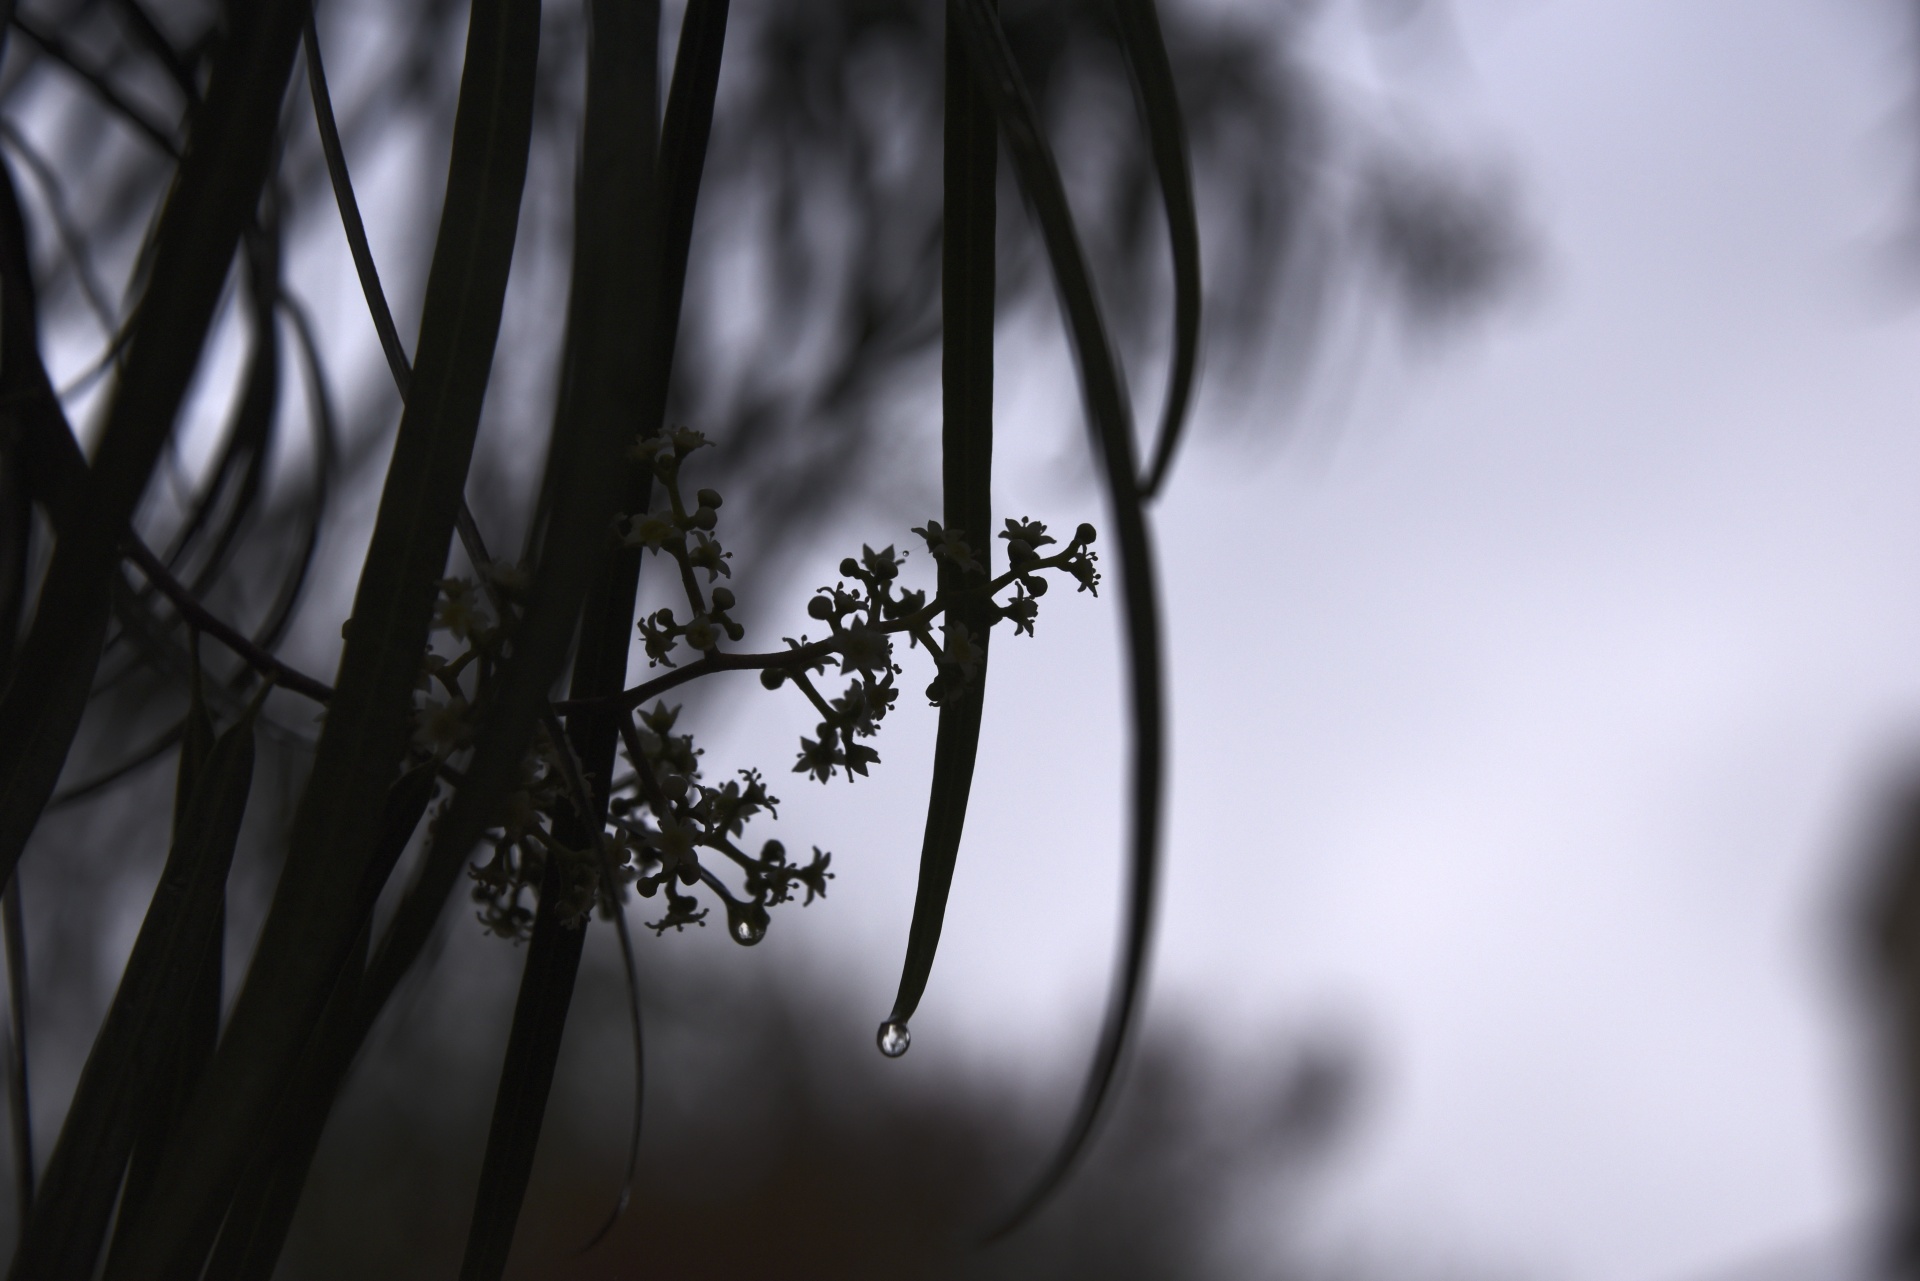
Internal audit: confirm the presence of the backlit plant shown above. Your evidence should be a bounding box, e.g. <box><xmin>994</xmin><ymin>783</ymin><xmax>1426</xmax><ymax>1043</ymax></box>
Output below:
<box><xmin>0</xmin><ymin>0</ymin><xmax>1202</xmax><ymax>1275</ymax></box>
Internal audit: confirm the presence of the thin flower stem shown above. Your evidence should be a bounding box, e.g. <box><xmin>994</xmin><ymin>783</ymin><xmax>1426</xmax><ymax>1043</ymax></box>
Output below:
<box><xmin>786</xmin><ymin>668</ymin><xmax>837</xmax><ymax>724</ymax></box>
<box><xmin>559</xmin><ymin>544</ymin><xmax>1085</xmax><ymax>715</ymax></box>
<box><xmin>120</xmin><ymin>539</ymin><xmax>335</xmax><ymax>705</ymax></box>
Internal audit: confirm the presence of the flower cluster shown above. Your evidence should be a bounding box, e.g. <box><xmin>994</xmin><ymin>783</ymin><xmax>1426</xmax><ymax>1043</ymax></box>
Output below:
<box><xmin>406</xmin><ymin>571</ymin><xmax>610</xmax><ymax>940</ymax></box>
<box><xmin>757</xmin><ymin>513</ymin><xmax>1100</xmax><ymax>776</ymax></box>
<box><xmin>443</xmin><ymin>419</ymin><xmax>1099</xmax><ymax>949</ymax></box>
<box><xmin>621</xmin><ymin>427</ymin><xmax>742</xmax><ymax>666</ymax></box>
<box><xmin>606</xmin><ymin>701</ymin><xmax>832</xmax><ymax>940</ymax></box>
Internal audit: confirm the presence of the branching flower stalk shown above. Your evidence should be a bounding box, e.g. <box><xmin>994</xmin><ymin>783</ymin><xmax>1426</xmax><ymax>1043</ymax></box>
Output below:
<box><xmin>408</xmin><ymin>419</ymin><xmax>1099</xmax><ymax>948</ymax></box>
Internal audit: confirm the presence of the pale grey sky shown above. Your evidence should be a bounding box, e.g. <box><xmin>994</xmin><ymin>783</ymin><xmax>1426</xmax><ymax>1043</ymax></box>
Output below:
<box><xmin>693</xmin><ymin>2</ymin><xmax>1920</xmax><ymax>1278</ymax></box>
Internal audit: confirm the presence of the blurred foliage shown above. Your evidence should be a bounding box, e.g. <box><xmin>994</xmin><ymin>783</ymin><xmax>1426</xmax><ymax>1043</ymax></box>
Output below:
<box><xmin>281</xmin><ymin>941</ymin><xmax>1365</xmax><ymax>1280</ymax></box>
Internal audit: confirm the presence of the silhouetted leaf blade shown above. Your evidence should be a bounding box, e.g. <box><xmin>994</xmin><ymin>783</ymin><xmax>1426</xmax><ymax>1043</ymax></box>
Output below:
<box><xmin>196</xmin><ymin>760</ymin><xmax>439</xmax><ymax>1281</ymax></box>
<box><xmin>457</xmin><ymin>4</ymin><xmax>662</xmax><ymax>1272</ymax></box>
<box><xmin>109</xmin><ymin>651</ymin><xmax>222</xmax><ymax>1260</ymax></box>
<box><xmin>9</xmin><ymin>698</ymin><xmax>256</xmax><ymax>1281</ymax></box>
<box><xmin>304</xmin><ymin>9</ymin><xmax>413</xmax><ymax>398</ymax></box>
<box><xmin>0</xmin><ymin>0</ymin><xmax>306</xmax><ymax>912</ymax></box>
<box><xmin>0</xmin><ymin>153</ymin><xmax>35</xmax><ymax>1230</ymax></box>
<box><xmin>2</xmin><ymin>878</ymin><xmax>29</xmax><ymax>1230</ymax></box>
<box><xmin>883</xmin><ymin>0</ymin><xmax>998</xmax><ymax>1039</ymax></box>
<box><xmin>460</xmin><ymin>858</ymin><xmax>593</xmax><ymax>1281</ymax></box>
<box><xmin>102</xmin><ymin>2</ymin><xmax>546</xmax><ymax>1272</ymax></box>
<box><xmin>952</xmin><ymin>0</ymin><xmax>1169</xmax><ymax>1239</ymax></box>
<box><xmin>1114</xmin><ymin>0</ymin><xmax>1202</xmax><ymax>498</ymax></box>
<box><xmin>656</xmin><ymin>0</ymin><xmax>729</xmax><ymax>360</ymax></box>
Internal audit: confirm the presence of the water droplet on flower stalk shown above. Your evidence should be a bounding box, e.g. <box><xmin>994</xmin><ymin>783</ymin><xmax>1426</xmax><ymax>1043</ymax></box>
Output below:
<box><xmin>876</xmin><ymin>1020</ymin><xmax>910</xmax><ymax>1058</ymax></box>
<box><xmin>726</xmin><ymin>902</ymin><xmax>767</xmax><ymax>946</ymax></box>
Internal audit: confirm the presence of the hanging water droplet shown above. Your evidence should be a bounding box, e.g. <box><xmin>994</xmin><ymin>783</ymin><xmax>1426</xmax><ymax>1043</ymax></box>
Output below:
<box><xmin>876</xmin><ymin>1020</ymin><xmax>910</xmax><ymax>1058</ymax></box>
<box><xmin>726</xmin><ymin>902</ymin><xmax>767</xmax><ymax>946</ymax></box>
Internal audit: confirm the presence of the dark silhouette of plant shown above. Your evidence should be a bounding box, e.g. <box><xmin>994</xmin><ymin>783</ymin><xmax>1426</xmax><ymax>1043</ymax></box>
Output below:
<box><xmin>0</xmin><ymin>0</ymin><xmax>1514</xmax><ymax>1276</ymax></box>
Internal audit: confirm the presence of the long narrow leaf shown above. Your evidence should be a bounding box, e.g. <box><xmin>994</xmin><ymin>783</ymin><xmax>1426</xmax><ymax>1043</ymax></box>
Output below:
<box><xmin>1113</xmin><ymin>0</ymin><xmax>1201</xmax><ymax>499</ymax></box>
<box><xmin>0</xmin><ymin>190</ymin><xmax>33</xmax><ymax>1226</ymax></box>
<box><xmin>166</xmin><ymin>220</ymin><xmax>282</xmax><ymax>597</ymax></box>
<box><xmin>568</xmin><ymin>16</ymin><xmax>730</xmax><ymax>1237</ymax></box>
<box><xmin>108</xmin><ymin>652</ymin><xmax>220</xmax><ymax>1262</ymax></box>
<box><xmin>304</xmin><ymin>10</ymin><xmax>413</xmax><ymax>398</ymax></box>
<box><xmin>459</xmin><ymin>855</ymin><xmax>592</xmax><ymax>1281</ymax></box>
<box><xmin>102</xmin><ymin>3</ymin><xmax>545</xmax><ymax>1273</ymax></box>
<box><xmin>2</xmin><ymin>879</ymin><xmax>29</xmax><ymax>1228</ymax></box>
<box><xmin>9</xmin><ymin>699</ymin><xmax>256</xmax><ymax>1281</ymax></box>
<box><xmin>0</xmin><ymin>149</ymin><xmax>106</xmax><ymax>863</ymax></box>
<box><xmin>574</xmin><ymin>845</ymin><xmax>644</xmax><ymax>1252</ymax></box>
<box><xmin>656</xmin><ymin>0</ymin><xmax>728</xmax><ymax>354</ymax></box>
<box><xmin>194</xmin><ymin>8</ymin><xmax>727</xmax><ymax>1267</ymax></box>
<box><xmin>951</xmin><ymin>0</ymin><xmax>1168</xmax><ymax>1239</ymax></box>
<box><xmin>882</xmin><ymin>0</ymin><xmax>998</xmax><ymax>1046</ymax></box>
<box><xmin>194</xmin><ymin>761</ymin><xmax>438</xmax><ymax>1281</ymax></box>
<box><xmin>0</xmin><ymin>0</ymin><xmax>307</xmax><ymax>906</ymax></box>
<box><xmin>457</xmin><ymin>5</ymin><xmax>661</xmax><ymax>1274</ymax></box>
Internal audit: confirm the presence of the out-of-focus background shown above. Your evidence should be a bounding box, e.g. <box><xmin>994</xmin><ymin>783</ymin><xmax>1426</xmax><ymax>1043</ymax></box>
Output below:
<box><xmin>742</xmin><ymin>2</ymin><xmax>1920</xmax><ymax>1276</ymax></box>
<box><xmin>8</xmin><ymin>0</ymin><xmax>1920</xmax><ymax>1276</ymax></box>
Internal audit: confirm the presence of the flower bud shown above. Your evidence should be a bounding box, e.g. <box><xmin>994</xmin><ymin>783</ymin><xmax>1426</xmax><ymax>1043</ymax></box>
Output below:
<box><xmin>840</xmin><ymin>557</ymin><xmax>860</xmax><ymax>578</ymax></box>
<box><xmin>696</xmin><ymin>488</ymin><xmax>723</xmax><ymax>509</ymax></box>
<box><xmin>1075</xmin><ymin>522</ymin><xmax>1096</xmax><ymax>545</ymax></box>
<box><xmin>711</xmin><ymin>587</ymin><xmax>736</xmax><ymax>610</ymax></box>
<box><xmin>807</xmin><ymin>595</ymin><xmax>835</xmax><ymax>620</ymax></box>
<box><xmin>760</xmin><ymin>667</ymin><xmax>787</xmax><ymax>690</ymax></box>
<box><xmin>692</xmin><ymin>506</ymin><xmax>718</xmax><ymax>531</ymax></box>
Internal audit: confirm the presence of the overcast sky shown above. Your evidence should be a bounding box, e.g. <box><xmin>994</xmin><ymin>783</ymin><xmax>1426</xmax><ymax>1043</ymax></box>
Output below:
<box><xmin>165</xmin><ymin>0</ymin><xmax>1920</xmax><ymax>1275</ymax></box>
<box><xmin>670</xmin><ymin>2</ymin><xmax>1920</xmax><ymax>1278</ymax></box>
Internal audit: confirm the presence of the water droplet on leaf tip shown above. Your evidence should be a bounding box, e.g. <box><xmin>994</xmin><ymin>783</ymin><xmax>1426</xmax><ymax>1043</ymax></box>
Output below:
<box><xmin>876</xmin><ymin>1020</ymin><xmax>910</xmax><ymax>1058</ymax></box>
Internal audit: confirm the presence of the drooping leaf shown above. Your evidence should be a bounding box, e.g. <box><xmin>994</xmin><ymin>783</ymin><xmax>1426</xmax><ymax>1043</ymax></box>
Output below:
<box><xmin>575</xmin><ymin>834</ymin><xmax>645</xmax><ymax>1253</ymax></box>
<box><xmin>951</xmin><ymin>0</ymin><xmax>1168</xmax><ymax>1239</ymax></box>
<box><xmin>2</xmin><ymin>878</ymin><xmax>30</xmax><ymax>1229</ymax></box>
<box><xmin>567</xmin><ymin>14</ymin><xmax>728</xmax><ymax>1243</ymax></box>
<box><xmin>102</xmin><ymin>2</ymin><xmax>546</xmax><ymax>1273</ymax></box>
<box><xmin>303</xmin><ymin>9</ymin><xmax>414</xmax><ymax>397</ymax></box>
<box><xmin>881</xmin><ymin>0</ymin><xmax>998</xmax><ymax>1046</ymax></box>
<box><xmin>0</xmin><ymin>163</ymin><xmax>34</xmax><ymax>1224</ymax></box>
<box><xmin>9</xmin><ymin>697</ymin><xmax>257</xmax><ymax>1281</ymax></box>
<box><xmin>0</xmin><ymin>0</ymin><xmax>307</xmax><ymax>909</ymax></box>
<box><xmin>164</xmin><ymin>217</ymin><xmax>282</xmax><ymax>598</ymax></box>
<box><xmin>457</xmin><ymin>3</ymin><xmax>663</xmax><ymax>1273</ymax></box>
<box><xmin>195</xmin><ymin>760</ymin><xmax>438</xmax><ymax>1281</ymax></box>
<box><xmin>107</xmin><ymin>644</ymin><xmax>221</xmax><ymax>1263</ymax></box>
<box><xmin>459</xmin><ymin>854</ymin><xmax>593</xmax><ymax>1281</ymax></box>
<box><xmin>307</xmin><ymin>7</ymin><xmax>739</xmax><ymax>1263</ymax></box>
<box><xmin>656</xmin><ymin>0</ymin><xmax>730</xmax><ymax>358</ymax></box>
<box><xmin>1112</xmin><ymin>0</ymin><xmax>1202</xmax><ymax>499</ymax></box>
<box><xmin>175</xmin><ymin>642</ymin><xmax>216</xmax><ymax>835</ymax></box>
